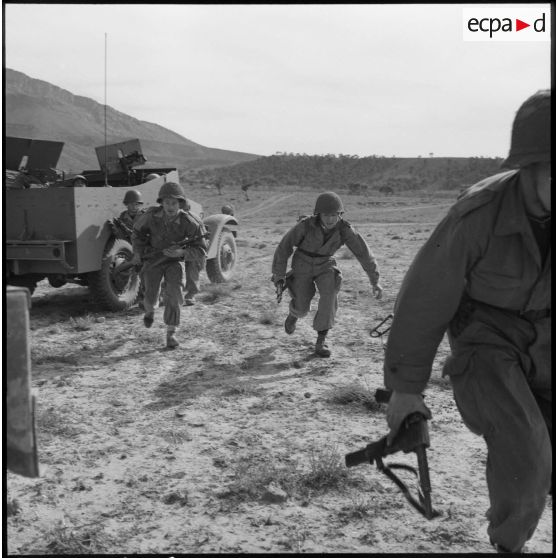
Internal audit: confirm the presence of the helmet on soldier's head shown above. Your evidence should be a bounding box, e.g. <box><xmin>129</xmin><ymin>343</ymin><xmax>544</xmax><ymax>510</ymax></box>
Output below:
<box><xmin>501</xmin><ymin>89</ymin><xmax>551</xmax><ymax>169</ymax></box>
<box><xmin>157</xmin><ymin>181</ymin><xmax>187</xmax><ymax>208</ymax></box>
<box><xmin>221</xmin><ymin>204</ymin><xmax>234</xmax><ymax>216</ymax></box>
<box><xmin>314</xmin><ymin>192</ymin><xmax>344</xmax><ymax>214</ymax></box>
<box><xmin>145</xmin><ymin>173</ymin><xmax>160</xmax><ymax>181</ymax></box>
<box><xmin>72</xmin><ymin>175</ymin><xmax>87</xmax><ymax>187</ymax></box>
<box><xmin>123</xmin><ymin>190</ymin><xmax>143</xmax><ymax>205</ymax></box>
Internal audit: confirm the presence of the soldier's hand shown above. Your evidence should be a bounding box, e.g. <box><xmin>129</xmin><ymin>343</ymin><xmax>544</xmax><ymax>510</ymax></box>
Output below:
<box><xmin>271</xmin><ymin>274</ymin><xmax>286</xmax><ymax>287</ymax></box>
<box><xmin>372</xmin><ymin>282</ymin><xmax>383</xmax><ymax>299</ymax></box>
<box><xmin>163</xmin><ymin>246</ymin><xmax>185</xmax><ymax>258</ymax></box>
<box><xmin>386</xmin><ymin>391</ymin><xmax>431</xmax><ymax>445</ymax></box>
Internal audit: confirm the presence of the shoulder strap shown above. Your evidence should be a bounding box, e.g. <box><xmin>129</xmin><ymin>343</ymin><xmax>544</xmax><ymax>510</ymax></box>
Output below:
<box><xmin>295</xmin><ymin>215</ymin><xmax>313</xmax><ymax>247</ymax></box>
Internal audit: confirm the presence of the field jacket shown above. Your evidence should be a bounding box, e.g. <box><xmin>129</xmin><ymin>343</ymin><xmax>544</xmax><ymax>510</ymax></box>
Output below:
<box><xmin>272</xmin><ymin>215</ymin><xmax>380</xmax><ymax>285</ymax></box>
<box><xmin>132</xmin><ymin>206</ymin><xmax>208</xmax><ymax>261</ymax></box>
<box><xmin>384</xmin><ymin>170</ymin><xmax>551</xmax><ymax>394</ymax></box>
<box><xmin>119</xmin><ymin>208</ymin><xmax>145</xmax><ymax>231</ymax></box>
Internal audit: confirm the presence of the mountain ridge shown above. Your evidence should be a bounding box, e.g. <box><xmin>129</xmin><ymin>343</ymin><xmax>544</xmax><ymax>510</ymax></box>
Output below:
<box><xmin>5</xmin><ymin>68</ymin><xmax>260</xmax><ymax>171</ymax></box>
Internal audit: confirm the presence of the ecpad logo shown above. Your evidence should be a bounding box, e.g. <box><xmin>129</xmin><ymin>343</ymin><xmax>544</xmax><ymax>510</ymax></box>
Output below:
<box><xmin>463</xmin><ymin>7</ymin><xmax>550</xmax><ymax>42</ymax></box>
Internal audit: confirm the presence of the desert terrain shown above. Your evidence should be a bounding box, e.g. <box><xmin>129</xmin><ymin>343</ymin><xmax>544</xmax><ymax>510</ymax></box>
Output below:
<box><xmin>6</xmin><ymin>185</ymin><xmax>553</xmax><ymax>554</ymax></box>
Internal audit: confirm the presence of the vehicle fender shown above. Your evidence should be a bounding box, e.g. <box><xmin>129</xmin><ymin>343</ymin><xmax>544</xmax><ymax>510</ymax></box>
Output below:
<box><xmin>203</xmin><ymin>214</ymin><xmax>238</xmax><ymax>260</ymax></box>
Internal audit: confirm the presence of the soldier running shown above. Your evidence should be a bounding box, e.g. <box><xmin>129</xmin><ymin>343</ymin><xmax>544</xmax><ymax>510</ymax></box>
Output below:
<box><xmin>383</xmin><ymin>90</ymin><xmax>551</xmax><ymax>553</ymax></box>
<box><xmin>132</xmin><ymin>182</ymin><xmax>208</xmax><ymax>348</ymax></box>
<box><xmin>272</xmin><ymin>191</ymin><xmax>383</xmax><ymax>357</ymax></box>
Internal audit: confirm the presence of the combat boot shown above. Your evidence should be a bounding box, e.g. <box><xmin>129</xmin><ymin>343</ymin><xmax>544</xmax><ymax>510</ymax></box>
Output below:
<box><xmin>166</xmin><ymin>330</ymin><xmax>179</xmax><ymax>349</ymax></box>
<box><xmin>284</xmin><ymin>313</ymin><xmax>297</xmax><ymax>334</ymax></box>
<box><xmin>143</xmin><ymin>313</ymin><xmax>154</xmax><ymax>328</ymax></box>
<box><xmin>184</xmin><ymin>296</ymin><xmax>195</xmax><ymax>306</ymax></box>
<box><xmin>315</xmin><ymin>330</ymin><xmax>331</xmax><ymax>358</ymax></box>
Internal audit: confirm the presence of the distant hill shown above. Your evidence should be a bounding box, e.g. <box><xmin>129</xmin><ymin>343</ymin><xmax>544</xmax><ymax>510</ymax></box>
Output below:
<box><xmin>195</xmin><ymin>152</ymin><xmax>505</xmax><ymax>192</ymax></box>
<box><xmin>5</xmin><ymin>68</ymin><xmax>260</xmax><ymax>172</ymax></box>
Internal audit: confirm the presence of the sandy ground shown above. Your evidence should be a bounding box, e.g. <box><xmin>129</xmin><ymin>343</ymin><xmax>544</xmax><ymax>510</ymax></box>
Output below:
<box><xmin>6</xmin><ymin>187</ymin><xmax>553</xmax><ymax>554</ymax></box>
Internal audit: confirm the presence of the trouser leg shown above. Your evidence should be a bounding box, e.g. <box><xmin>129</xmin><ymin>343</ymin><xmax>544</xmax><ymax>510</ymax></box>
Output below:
<box><xmin>162</xmin><ymin>261</ymin><xmax>185</xmax><ymax>327</ymax></box>
<box><xmin>184</xmin><ymin>260</ymin><xmax>202</xmax><ymax>297</ymax></box>
<box><xmin>142</xmin><ymin>264</ymin><xmax>165</xmax><ymax>315</ymax></box>
<box><xmin>449</xmin><ymin>349</ymin><xmax>552</xmax><ymax>553</ymax></box>
<box><xmin>287</xmin><ymin>273</ymin><xmax>315</xmax><ymax>319</ymax></box>
<box><xmin>312</xmin><ymin>268</ymin><xmax>341</xmax><ymax>332</ymax></box>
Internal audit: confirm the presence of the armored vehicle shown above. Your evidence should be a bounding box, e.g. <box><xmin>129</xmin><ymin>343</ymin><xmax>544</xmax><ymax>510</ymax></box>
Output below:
<box><xmin>6</xmin><ymin>138</ymin><xmax>238</xmax><ymax>310</ymax></box>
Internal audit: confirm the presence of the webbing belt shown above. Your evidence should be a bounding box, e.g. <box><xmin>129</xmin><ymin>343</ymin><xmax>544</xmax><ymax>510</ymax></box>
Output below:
<box><xmin>375</xmin><ymin>457</ymin><xmax>440</xmax><ymax>520</ymax></box>
<box><xmin>470</xmin><ymin>297</ymin><xmax>551</xmax><ymax>322</ymax></box>
<box><xmin>296</xmin><ymin>247</ymin><xmax>330</xmax><ymax>258</ymax></box>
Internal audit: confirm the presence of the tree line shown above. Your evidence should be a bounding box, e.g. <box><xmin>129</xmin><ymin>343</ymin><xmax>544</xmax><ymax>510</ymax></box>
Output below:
<box><xmin>188</xmin><ymin>153</ymin><xmax>504</xmax><ymax>193</ymax></box>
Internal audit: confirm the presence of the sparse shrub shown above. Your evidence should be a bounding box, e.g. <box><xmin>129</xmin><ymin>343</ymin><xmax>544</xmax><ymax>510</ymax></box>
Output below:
<box><xmin>337</xmin><ymin>494</ymin><xmax>374</xmax><ymax>523</ymax></box>
<box><xmin>327</xmin><ymin>382</ymin><xmax>381</xmax><ymax>412</ymax></box>
<box><xmin>259</xmin><ymin>304</ymin><xmax>279</xmax><ymax>325</ymax></box>
<box><xmin>37</xmin><ymin>406</ymin><xmax>83</xmax><ymax>438</ymax></box>
<box><xmin>39</xmin><ymin>519</ymin><xmax>111</xmax><ymax>554</ymax></box>
<box><xmin>221</xmin><ymin>455</ymin><xmax>298</xmax><ymax>501</ymax></box>
<box><xmin>296</xmin><ymin>446</ymin><xmax>351</xmax><ymax>495</ymax></box>
<box><xmin>221</xmin><ymin>383</ymin><xmax>264</xmax><ymax>397</ymax></box>
<box><xmin>32</xmin><ymin>351</ymin><xmax>79</xmax><ymax>365</ymax></box>
<box><xmin>199</xmin><ymin>284</ymin><xmax>233</xmax><ymax>304</ymax></box>
<box><xmin>69</xmin><ymin>315</ymin><xmax>95</xmax><ymax>331</ymax></box>
<box><xmin>7</xmin><ymin>497</ymin><xmax>21</xmax><ymax>517</ymax></box>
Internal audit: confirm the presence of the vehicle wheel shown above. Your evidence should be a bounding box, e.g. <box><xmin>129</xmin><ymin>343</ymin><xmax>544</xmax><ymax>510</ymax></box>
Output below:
<box><xmin>87</xmin><ymin>238</ymin><xmax>140</xmax><ymax>311</ymax></box>
<box><xmin>206</xmin><ymin>230</ymin><xmax>237</xmax><ymax>283</ymax></box>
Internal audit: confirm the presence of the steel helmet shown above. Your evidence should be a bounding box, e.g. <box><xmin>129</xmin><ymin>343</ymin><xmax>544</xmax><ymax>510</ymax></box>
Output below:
<box><xmin>145</xmin><ymin>173</ymin><xmax>160</xmax><ymax>181</ymax></box>
<box><xmin>156</xmin><ymin>181</ymin><xmax>187</xmax><ymax>207</ymax></box>
<box><xmin>221</xmin><ymin>204</ymin><xmax>234</xmax><ymax>215</ymax></box>
<box><xmin>72</xmin><ymin>174</ymin><xmax>87</xmax><ymax>186</ymax></box>
<box><xmin>314</xmin><ymin>192</ymin><xmax>344</xmax><ymax>214</ymax></box>
<box><xmin>501</xmin><ymin>89</ymin><xmax>551</xmax><ymax>169</ymax></box>
<box><xmin>122</xmin><ymin>190</ymin><xmax>143</xmax><ymax>204</ymax></box>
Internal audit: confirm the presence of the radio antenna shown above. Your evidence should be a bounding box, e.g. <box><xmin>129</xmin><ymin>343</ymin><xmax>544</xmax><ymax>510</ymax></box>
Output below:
<box><xmin>104</xmin><ymin>32</ymin><xmax>108</xmax><ymax>187</ymax></box>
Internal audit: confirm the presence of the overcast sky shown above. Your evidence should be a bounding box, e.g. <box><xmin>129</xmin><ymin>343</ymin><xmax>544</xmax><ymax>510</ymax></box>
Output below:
<box><xmin>4</xmin><ymin>3</ymin><xmax>552</xmax><ymax>158</ymax></box>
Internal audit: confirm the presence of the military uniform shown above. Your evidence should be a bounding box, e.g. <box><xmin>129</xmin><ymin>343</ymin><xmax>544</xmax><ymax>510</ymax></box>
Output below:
<box><xmin>183</xmin><ymin>210</ymin><xmax>208</xmax><ymax>303</ymax></box>
<box><xmin>384</xmin><ymin>169</ymin><xmax>551</xmax><ymax>552</ymax></box>
<box><xmin>272</xmin><ymin>215</ymin><xmax>380</xmax><ymax>332</ymax></box>
<box><xmin>132</xmin><ymin>207</ymin><xmax>208</xmax><ymax>328</ymax></box>
<box><xmin>118</xmin><ymin>207</ymin><xmax>145</xmax><ymax>231</ymax></box>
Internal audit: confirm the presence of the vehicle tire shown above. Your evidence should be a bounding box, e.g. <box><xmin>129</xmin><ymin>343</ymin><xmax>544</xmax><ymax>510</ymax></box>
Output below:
<box><xmin>87</xmin><ymin>238</ymin><xmax>140</xmax><ymax>311</ymax></box>
<box><xmin>206</xmin><ymin>230</ymin><xmax>237</xmax><ymax>283</ymax></box>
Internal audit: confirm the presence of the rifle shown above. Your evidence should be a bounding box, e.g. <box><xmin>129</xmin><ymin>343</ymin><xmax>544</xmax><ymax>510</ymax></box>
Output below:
<box><xmin>142</xmin><ymin>232</ymin><xmax>210</xmax><ymax>270</ymax></box>
<box><xmin>345</xmin><ymin>388</ymin><xmax>439</xmax><ymax>520</ymax></box>
<box><xmin>109</xmin><ymin>217</ymin><xmax>134</xmax><ymax>241</ymax></box>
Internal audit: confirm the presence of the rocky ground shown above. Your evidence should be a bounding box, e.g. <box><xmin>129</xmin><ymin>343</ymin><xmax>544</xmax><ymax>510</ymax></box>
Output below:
<box><xmin>6</xmin><ymin>186</ymin><xmax>553</xmax><ymax>554</ymax></box>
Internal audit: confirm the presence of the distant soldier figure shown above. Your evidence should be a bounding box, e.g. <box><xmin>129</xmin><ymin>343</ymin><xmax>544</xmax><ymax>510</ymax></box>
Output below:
<box><xmin>272</xmin><ymin>191</ymin><xmax>383</xmax><ymax>357</ymax></box>
<box><xmin>241</xmin><ymin>179</ymin><xmax>253</xmax><ymax>201</ymax></box>
<box><xmin>221</xmin><ymin>204</ymin><xmax>235</xmax><ymax>216</ymax></box>
<box><xmin>132</xmin><ymin>182</ymin><xmax>208</xmax><ymax>348</ymax></box>
<box><xmin>71</xmin><ymin>175</ymin><xmax>88</xmax><ymax>188</ymax></box>
<box><xmin>383</xmin><ymin>90</ymin><xmax>551</xmax><ymax>553</ymax></box>
<box><xmin>214</xmin><ymin>176</ymin><xmax>224</xmax><ymax>195</ymax></box>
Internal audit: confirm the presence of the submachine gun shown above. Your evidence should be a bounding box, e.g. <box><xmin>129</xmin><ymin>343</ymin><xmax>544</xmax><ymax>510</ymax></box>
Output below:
<box><xmin>345</xmin><ymin>388</ymin><xmax>440</xmax><ymax>520</ymax></box>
